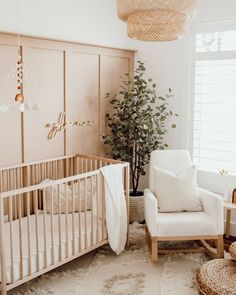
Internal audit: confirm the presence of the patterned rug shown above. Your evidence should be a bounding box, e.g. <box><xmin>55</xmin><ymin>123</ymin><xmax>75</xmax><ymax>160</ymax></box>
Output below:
<box><xmin>11</xmin><ymin>223</ymin><xmax>209</xmax><ymax>295</ymax></box>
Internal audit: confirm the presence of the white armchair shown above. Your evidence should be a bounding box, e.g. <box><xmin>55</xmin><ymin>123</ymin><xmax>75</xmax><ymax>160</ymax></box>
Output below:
<box><xmin>145</xmin><ymin>150</ymin><xmax>224</xmax><ymax>261</ymax></box>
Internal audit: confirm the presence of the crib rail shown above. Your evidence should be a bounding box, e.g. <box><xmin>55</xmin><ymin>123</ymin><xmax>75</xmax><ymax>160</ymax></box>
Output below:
<box><xmin>0</xmin><ymin>155</ymin><xmax>129</xmax><ymax>294</ymax></box>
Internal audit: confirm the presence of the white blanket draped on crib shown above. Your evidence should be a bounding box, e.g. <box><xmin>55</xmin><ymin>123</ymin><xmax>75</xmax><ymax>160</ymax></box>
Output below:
<box><xmin>100</xmin><ymin>164</ymin><xmax>127</xmax><ymax>255</ymax></box>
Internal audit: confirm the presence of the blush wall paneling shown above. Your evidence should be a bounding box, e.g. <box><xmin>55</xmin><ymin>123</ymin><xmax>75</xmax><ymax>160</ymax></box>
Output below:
<box><xmin>66</xmin><ymin>50</ymin><xmax>100</xmax><ymax>155</ymax></box>
<box><xmin>23</xmin><ymin>45</ymin><xmax>65</xmax><ymax>162</ymax></box>
<box><xmin>0</xmin><ymin>43</ymin><xmax>22</xmax><ymax>166</ymax></box>
<box><xmin>0</xmin><ymin>33</ymin><xmax>135</xmax><ymax>166</ymax></box>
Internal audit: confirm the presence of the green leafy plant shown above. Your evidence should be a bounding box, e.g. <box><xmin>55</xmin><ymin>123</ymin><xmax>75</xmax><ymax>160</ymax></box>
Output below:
<box><xmin>103</xmin><ymin>61</ymin><xmax>178</xmax><ymax>196</ymax></box>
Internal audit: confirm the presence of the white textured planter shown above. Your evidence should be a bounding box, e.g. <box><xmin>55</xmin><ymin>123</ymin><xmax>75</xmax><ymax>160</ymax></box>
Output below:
<box><xmin>129</xmin><ymin>195</ymin><xmax>144</xmax><ymax>223</ymax></box>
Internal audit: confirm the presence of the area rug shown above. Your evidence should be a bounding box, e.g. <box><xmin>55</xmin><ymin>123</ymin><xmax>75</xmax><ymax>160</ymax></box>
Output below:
<box><xmin>11</xmin><ymin>223</ymin><xmax>209</xmax><ymax>295</ymax></box>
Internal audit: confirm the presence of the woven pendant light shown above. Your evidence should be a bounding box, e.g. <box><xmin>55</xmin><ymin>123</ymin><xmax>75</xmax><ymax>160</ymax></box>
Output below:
<box><xmin>117</xmin><ymin>0</ymin><xmax>198</xmax><ymax>41</ymax></box>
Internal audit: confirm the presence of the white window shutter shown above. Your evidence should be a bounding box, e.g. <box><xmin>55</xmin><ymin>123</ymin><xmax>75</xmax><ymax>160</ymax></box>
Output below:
<box><xmin>192</xmin><ymin>22</ymin><xmax>236</xmax><ymax>173</ymax></box>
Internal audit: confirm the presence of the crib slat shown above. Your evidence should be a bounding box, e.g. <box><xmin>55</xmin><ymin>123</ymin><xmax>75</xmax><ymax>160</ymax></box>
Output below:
<box><xmin>101</xmin><ymin>175</ymin><xmax>105</xmax><ymax>240</ymax></box>
<box><xmin>36</xmin><ymin>164</ymin><xmax>39</xmax><ymax>184</ymax></box>
<box><xmin>84</xmin><ymin>178</ymin><xmax>88</xmax><ymax>249</ymax></box>
<box><xmin>7</xmin><ymin>170</ymin><xmax>11</xmax><ymax>217</ymax></box>
<box><xmin>65</xmin><ymin>183</ymin><xmax>69</xmax><ymax>258</ymax></box>
<box><xmin>0</xmin><ymin>171</ymin><xmax>3</xmax><ymax>193</ymax></box>
<box><xmin>95</xmin><ymin>174</ymin><xmax>99</xmax><ymax>243</ymax></box>
<box><xmin>54</xmin><ymin>161</ymin><xmax>57</xmax><ymax>179</ymax></box>
<box><xmin>78</xmin><ymin>180</ymin><xmax>82</xmax><ymax>252</ymax></box>
<box><xmin>32</xmin><ymin>165</ymin><xmax>35</xmax><ymax>186</ymax></box>
<box><xmin>46</xmin><ymin>162</ymin><xmax>50</xmax><ymax>179</ymax></box>
<box><xmin>50</xmin><ymin>186</ymin><xmax>55</xmax><ymax>265</ymax></box>
<box><xmin>55</xmin><ymin>160</ymin><xmax>58</xmax><ymax>179</ymax></box>
<box><xmin>72</xmin><ymin>182</ymin><xmax>75</xmax><ymax>255</ymax></box>
<box><xmin>18</xmin><ymin>194</ymin><xmax>24</xmax><ymax>279</ymax></box>
<box><xmin>73</xmin><ymin>157</ymin><xmax>77</xmax><ymax>175</ymax></box>
<box><xmin>36</xmin><ymin>164</ymin><xmax>42</xmax><ymax>209</ymax></box>
<box><xmin>15</xmin><ymin>169</ymin><xmax>20</xmax><ymax>219</ymax></box>
<box><xmin>70</xmin><ymin>157</ymin><xmax>74</xmax><ymax>176</ymax></box>
<box><xmin>44</xmin><ymin>163</ymin><xmax>47</xmax><ymax>182</ymax></box>
<box><xmin>79</xmin><ymin>158</ymin><xmax>82</xmax><ymax>174</ymax></box>
<box><xmin>9</xmin><ymin>169</ymin><xmax>14</xmax><ymax>190</ymax></box>
<box><xmin>34</xmin><ymin>191</ymin><xmax>40</xmax><ymax>272</ymax></box>
<box><xmin>52</xmin><ymin>162</ymin><xmax>55</xmax><ymax>180</ymax></box>
<box><xmin>43</xmin><ymin>189</ymin><xmax>48</xmax><ymax>268</ymax></box>
<box><xmin>56</xmin><ymin>160</ymin><xmax>59</xmax><ymax>179</ymax></box>
<box><xmin>58</xmin><ymin>184</ymin><xmax>62</xmax><ymax>261</ymax></box>
<box><xmin>90</xmin><ymin>177</ymin><xmax>94</xmax><ymax>246</ymax></box>
<box><xmin>20</xmin><ymin>168</ymin><xmax>24</xmax><ymax>217</ymax></box>
<box><xmin>27</xmin><ymin>192</ymin><xmax>32</xmax><ymax>276</ymax></box>
<box><xmin>7</xmin><ymin>168</ymin><xmax>10</xmax><ymax>191</ymax></box>
<box><xmin>80</xmin><ymin>158</ymin><xmax>83</xmax><ymax>174</ymax></box>
<box><xmin>0</xmin><ymin>196</ymin><xmax>7</xmax><ymax>294</ymax></box>
<box><xmin>51</xmin><ymin>162</ymin><xmax>53</xmax><ymax>179</ymax></box>
<box><xmin>66</xmin><ymin>159</ymin><xmax>69</xmax><ymax>177</ymax></box>
<box><xmin>12</xmin><ymin>170</ymin><xmax>16</xmax><ymax>220</ymax></box>
<box><xmin>42</xmin><ymin>163</ymin><xmax>45</xmax><ymax>180</ymax></box>
<box><xmin>61</xmin><ymin>160</ymin><xmax>64</xmax><ymax>178</ymax></box>
<box><xmin>9</xmin><ymin>196</ymin><xmax>14</xmax><ymax>283</ymax></box>
<box><xmin>74</xmin><ymin>157</ymin><xmax>78</xmax><ymax>175</ymax></box>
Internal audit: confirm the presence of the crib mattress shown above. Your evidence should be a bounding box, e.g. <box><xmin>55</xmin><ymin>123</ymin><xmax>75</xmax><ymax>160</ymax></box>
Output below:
<box><xmin>2</xmin><ymin>212</ymin><xmax>106</xmax><ymax>284</ymax></box>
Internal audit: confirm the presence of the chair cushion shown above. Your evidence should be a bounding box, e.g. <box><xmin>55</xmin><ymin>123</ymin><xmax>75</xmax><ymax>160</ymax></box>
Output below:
<box><xmin>153</xmin><ymin>166</ymin><xmax>203</xmax><ymax>212</ymax></box>
<box><xmin>149</xmin><ymin>150</ymin><xmax>192</xmax><ymax>191</ymax></box>
<box><xmin>157</xmin><ymin>212</ymin><xmax>217</xmax><ymax>237</ymax></box>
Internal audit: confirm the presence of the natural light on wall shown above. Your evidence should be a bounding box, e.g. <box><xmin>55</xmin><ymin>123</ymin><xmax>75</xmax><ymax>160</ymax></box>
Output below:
<box><xmin>192</xmin><ymin>22</ymin><xmax>236</xmax><ymax>173</ymax></box>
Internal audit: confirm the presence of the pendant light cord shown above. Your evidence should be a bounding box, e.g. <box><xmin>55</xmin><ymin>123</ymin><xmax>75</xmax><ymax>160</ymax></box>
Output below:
<box><xmin>17</xmin><ymin>0</ymin><xmax>21</xmax><ymax>48</ymax></box>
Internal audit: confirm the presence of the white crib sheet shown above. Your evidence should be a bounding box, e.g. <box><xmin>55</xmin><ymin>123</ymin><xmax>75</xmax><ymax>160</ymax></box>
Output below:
<box><xmin>2</xmin><ymin>212</ymin><xmax>106</xmax><ymax>284</ymax></box>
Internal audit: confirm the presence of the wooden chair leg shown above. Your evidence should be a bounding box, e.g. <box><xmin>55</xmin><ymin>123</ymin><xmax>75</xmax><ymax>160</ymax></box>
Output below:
<box><xmin>151</xmin><ymin>238</ymin><xmax>158</xmax><ymax>262</ymax></box>
<box><xmin>145</xmin><ymin>227</ymin><xmax>158</xmax><ymax>262</ymax></box>
<box><xmin>145</xmin><ymin>226</ymin><xmax>151</xmax><ymax>252</ymax></box>
<box><xmin>216</xmin><ymin>235</ymin><xmax>224</xmax><ymax>258</ymax></box>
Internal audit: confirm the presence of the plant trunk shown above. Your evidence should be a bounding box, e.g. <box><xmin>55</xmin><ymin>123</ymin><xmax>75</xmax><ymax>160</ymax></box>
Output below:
<box><xmin>131</xmin><ymin>140</ymin><xmax>140</xmax><ymax>195</ymax></box>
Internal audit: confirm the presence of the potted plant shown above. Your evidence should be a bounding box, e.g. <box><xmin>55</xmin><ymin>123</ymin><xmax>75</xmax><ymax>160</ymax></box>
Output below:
<box><xmin>103</xmin><ymin>61</ymin><xmax>177</xmax><ymax>222</ymax></box>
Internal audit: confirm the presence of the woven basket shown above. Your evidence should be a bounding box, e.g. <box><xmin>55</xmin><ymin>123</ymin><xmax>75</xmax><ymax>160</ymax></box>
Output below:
<box><xmin>129</xmin><ymin>195</ymin><xmax>144</xmax><ymax>223</ymax></box>
<box><xmin>229</xmin><ymin>242</ymin><xmax>236</xmax><ymax>260</ymax></box>
<box><xmin>196</xmin><ymin>259</ymin><xmax>236</xmax><ymax>295</ymax></box>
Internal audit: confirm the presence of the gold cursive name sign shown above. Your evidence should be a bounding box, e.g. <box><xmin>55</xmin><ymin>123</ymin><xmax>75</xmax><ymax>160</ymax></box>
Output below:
<box><xmin>46</xmin><ymin>112</ymin><xmax>94</xmax><ymax>139</ymax></box>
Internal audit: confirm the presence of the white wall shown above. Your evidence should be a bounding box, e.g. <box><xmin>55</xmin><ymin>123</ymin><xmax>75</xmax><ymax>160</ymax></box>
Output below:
<box><xmin>0</xmin><ymin>0</ymin><xmax>132</xmax><ymax>49</ymax></box>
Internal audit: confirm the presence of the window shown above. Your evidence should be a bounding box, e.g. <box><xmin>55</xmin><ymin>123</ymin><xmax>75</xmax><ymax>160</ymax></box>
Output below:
<box><xmin>192</xmin><ymin>22</ymin><xmax>236</xmax><ymax>173</ymax></box>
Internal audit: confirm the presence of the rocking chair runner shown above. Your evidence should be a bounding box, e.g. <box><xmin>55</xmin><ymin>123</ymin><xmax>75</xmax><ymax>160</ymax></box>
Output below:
<box><xmin>144</xmin><ymin>150</ymin><xmax>224</xmax><ymax>261</ymax></box>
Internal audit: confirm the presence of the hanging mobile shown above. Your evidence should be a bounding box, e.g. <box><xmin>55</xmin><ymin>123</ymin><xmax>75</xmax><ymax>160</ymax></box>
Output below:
<box><xmin>0</xmin><ymin>0</ymin><xmax>39</xmax><ymax>113</ymax></box>
<box><xmin>15</xmin><ymin>46</ymin><xmax>25</xmax><ymax>112</ymax></box>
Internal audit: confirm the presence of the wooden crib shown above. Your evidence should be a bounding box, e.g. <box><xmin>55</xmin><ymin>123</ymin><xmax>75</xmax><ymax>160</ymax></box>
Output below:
<box><xmin>0</xmin><ymin>154</ymin><xmax>129</xmax><ymax>294</ymax></box>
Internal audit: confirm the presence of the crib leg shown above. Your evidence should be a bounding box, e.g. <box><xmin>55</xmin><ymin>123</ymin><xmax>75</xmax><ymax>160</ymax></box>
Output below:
<box><xmin>1</xmin><ymin>285</ymin><xmax>7</xmax><ymax>295</ymax></box>
<box><xmin>0</xmin><ymin>199</ymin><xmax>7</xmax><ymax>295</ymax></box>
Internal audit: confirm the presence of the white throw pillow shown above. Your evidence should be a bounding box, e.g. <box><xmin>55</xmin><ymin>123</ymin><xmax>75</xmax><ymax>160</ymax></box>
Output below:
<box><xmin>41</xmin><ymin>179</ymin><xmax>92</xmax><ymax>214</ymax></box>
<box><xmin>153</xmin><ymin>166</ymin><xmax>203</xmax><ymax>212</ymax></box>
